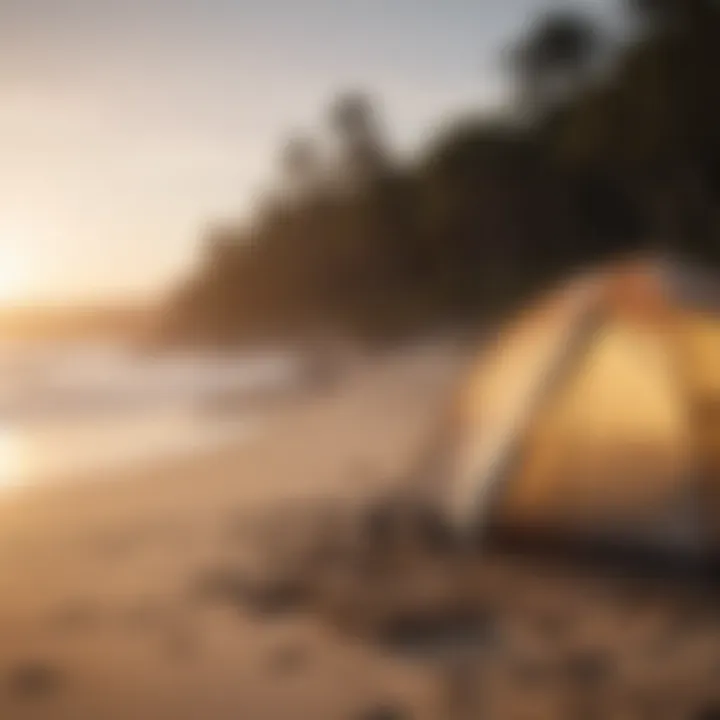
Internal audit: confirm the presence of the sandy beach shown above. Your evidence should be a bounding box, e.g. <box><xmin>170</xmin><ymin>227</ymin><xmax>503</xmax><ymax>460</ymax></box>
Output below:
<box><xmin>0</xmin><ymin>343</ymin><xmax>468</xmax><ymax>720</ymax></box>
<box><xmin>5</xmin><ymin>341</ymin><xmax>720</xmax><ymax>720</ymax></box>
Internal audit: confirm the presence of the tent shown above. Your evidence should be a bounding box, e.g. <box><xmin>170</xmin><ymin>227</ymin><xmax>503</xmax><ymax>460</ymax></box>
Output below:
<box><xmin>432</xmin><ymin>256</ymin><xmax>720</xmax><ymax>558</ymax></box>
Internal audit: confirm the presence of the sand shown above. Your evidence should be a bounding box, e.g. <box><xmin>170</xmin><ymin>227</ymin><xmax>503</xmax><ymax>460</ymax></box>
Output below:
<box><xmin>0</xmin><ymin>342</ymin><xmax>467</xmax><ymax>720</ymax></box>
<box><xmin>3</xmin><ymin>340</ymin><xmax>720</xmax><ymax>720</ymax></box>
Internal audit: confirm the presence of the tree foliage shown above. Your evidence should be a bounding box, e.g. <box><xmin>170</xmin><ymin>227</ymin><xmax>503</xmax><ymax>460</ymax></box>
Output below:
<box><xmin>159</xmin><ymin>2</ymin><xmax>720</xmax><ymax>348</ymax></box>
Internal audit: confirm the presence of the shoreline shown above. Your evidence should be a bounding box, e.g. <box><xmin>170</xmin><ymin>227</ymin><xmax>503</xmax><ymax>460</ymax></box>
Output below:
<box><xmin>1</xmin><ymin>341</ymin><xmax>467</xmax><ymax>502</ymax></box>
<box><xmin>0</xmin><ymin>351</ymin><xmax>332</xmax><ymax>499</ymax></box>
<box><xmin>0</xmin><ymin>342</ymin><xmax>466</xmax><ymax>539</ymax></box>
<box><xmin>0</xmin><ymin>343</ymin><xmax>466</xmax><ymax>720</ymax></box>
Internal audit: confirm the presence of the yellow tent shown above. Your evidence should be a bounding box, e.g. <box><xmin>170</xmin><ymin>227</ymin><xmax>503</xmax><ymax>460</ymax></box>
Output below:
<box><xmin>434</xmin><ymin>256</ymin><xmax>720</xmax><ymax>556</ymax></box>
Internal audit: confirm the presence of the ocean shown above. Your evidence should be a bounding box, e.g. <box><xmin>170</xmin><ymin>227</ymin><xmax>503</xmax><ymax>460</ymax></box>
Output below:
<box><xmin>0</xmin><ymin>341</ymin><xmax>301</xmax><ymax>489</ymax></box>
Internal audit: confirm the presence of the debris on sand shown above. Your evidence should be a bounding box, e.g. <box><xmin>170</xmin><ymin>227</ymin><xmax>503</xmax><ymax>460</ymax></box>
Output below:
<box><xmin>7</xmin><ymin>662</ymin><xmax>63</xmax><ymax>699</ymax></box>
<box><xmin>193</xmin><ymin>494</ymin><xmax>720</xmax><ymax>712</ymax></box>
<box><xmin>561</xmin><ymin>648</ymin><xmax>613</xmax><ymax>689</ymax></box>
<box><xmin>189</xmin><ymin>564</ymin><xmax>306</xmax><ymax>617</ymax></box>
<box><xmin>376</xmin><ymin>605</ymin><xmax>498</xmax><ymax>660</ymax></box>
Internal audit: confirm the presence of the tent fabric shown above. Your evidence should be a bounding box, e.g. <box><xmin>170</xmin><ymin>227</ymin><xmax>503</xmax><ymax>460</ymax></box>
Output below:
<box><xmin>440</xmin><ymin>257</ymin><xmax>720</xmax><ymax>555</ymax></box>
<box><xmin>447</xmin><ymin>275</ymin><xmax>604</xmax><ymax>530</ymax></box>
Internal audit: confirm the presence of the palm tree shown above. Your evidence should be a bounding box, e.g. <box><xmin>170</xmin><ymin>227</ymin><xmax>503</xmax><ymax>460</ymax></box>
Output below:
<box><xmin>627</xmin><ymin>0</ymin><xmax>716</xmax><ymax>29</ymax></box>
<box><xmin>328</xmin><ymin>91</ymin><xmax>387</xmax><ymax>185</ymax></box>
<box><xmin>510</xmin><ymin>10</ymin><xmax>604</xmax><ymax>115</ymax></box>
<box><xmin>279</xmin><ymin>134</ymin><xmax>322</xmax><ymax>198</ymax></box>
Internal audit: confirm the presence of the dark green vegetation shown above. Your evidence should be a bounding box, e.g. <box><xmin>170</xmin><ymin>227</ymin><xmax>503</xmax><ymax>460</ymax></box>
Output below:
<box><xmin>161</xmin><ymin>0</ymin><xmax>720</xmax><ymax>347</ymax></box>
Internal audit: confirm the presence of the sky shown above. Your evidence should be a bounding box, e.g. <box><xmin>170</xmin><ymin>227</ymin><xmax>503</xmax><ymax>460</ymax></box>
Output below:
<box><xmin>0</xmin><ymin>0</ymin><xmax>616</xmax><ymax>305</ymax></box>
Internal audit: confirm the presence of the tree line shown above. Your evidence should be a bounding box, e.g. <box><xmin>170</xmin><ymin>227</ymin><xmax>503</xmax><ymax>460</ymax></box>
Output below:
<box><xmin>158</xmin><ymin>0</ymin><xmax>720</xmax><ymax>347</ymax></box>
